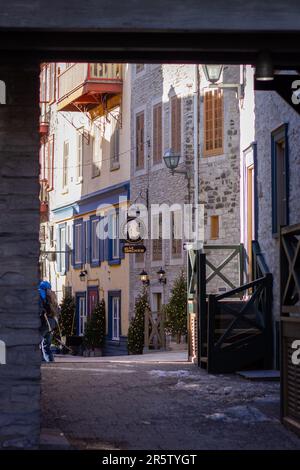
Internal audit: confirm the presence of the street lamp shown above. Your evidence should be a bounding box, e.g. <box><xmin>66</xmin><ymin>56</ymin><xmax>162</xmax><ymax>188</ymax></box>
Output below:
<box><xmin>163</xmin><ymin>148</ymin><xmax>193</xmax><ymax>205</ymax></box>
<box><xmin>202</xmin><ymin>64</ymin><xmax>223</xmax><ymax>84</ymax></box>
<box><xmin>255</xmin><ymin>51</ymin><xmax>274</xmax><ymax>81</ymax></box>
<box><xmin>163</xmin><ymin>148</ymin><xmax>181</xmax><ymax>173</ymax></box>
<box><xmin>163</xmin><ymin>149</ymin><xmax>192</xmax><ymax>178</ymax></box>
<box><xmin>140</xmin><ymin>269</ymin><xmax>150</xmax><ymax>286</ymax></box>
<box><xmin>202</xmin><ymin>64</ymin><xmax>244</xmax><ymax>99</ymax></box>
<box><xmin>79</xmin><ymin>270</ymin><xmax>88</xmax><ymax>282</ymax></box>
<box><xmin>157</xmin><ymin>267</ymin><xmax>167</xmax><ymax>284</ymax></box>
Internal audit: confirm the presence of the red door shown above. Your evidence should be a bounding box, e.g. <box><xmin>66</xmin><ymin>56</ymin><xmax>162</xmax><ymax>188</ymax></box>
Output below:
<box><xmin>88</xmin><ymin>287</ymin><xmax>99</xmax><ymax>317</ymax></box>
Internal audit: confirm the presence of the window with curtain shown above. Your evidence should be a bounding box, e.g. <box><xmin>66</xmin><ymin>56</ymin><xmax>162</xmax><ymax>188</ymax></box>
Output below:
<box><xmin>62</xmin><ymin>140</ymin><xmax>69</xmax><ymax>189</ymax></box>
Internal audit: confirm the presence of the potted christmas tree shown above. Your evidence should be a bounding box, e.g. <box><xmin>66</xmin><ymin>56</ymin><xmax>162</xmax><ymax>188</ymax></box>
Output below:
<box><xmin>127</xmin><ymin>290</ymin><xmax>150</xmax><ymax>355</ymax></box>
<box><xmin>59</xmin><ymin>292</ymin><xmax>77</xmax><ymax>354</ymax></box>
<box><xmin>163</xmin><ymin>272</ymin><xmax>187</xmax><ymax>350</ymax></box>
<box><xmin>83</xmin><ymin>299</ymin><xmax>106</xmax><ymax>357</ymax></box>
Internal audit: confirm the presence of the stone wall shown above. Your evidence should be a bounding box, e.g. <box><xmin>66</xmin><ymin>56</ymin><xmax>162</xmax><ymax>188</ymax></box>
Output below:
<box><xmin>199</xmin><ymin>65</ymin><xmax>242</xmax><ymax>293</ymax></box>
<box><xmin>129</xmin><ymin>64</ymin><xmax>242</xmax><ymax>314</ymax></box>
<box><xmin>255</xmin><ymin>90</ymin><xmax>300</xmax><ymax>322</ymax></box>
<box><xmin>0</xmin><ymin>64</ymin><xmax>41</xmax><ymax>448</ymax></box>
<box><xmin>129</xmin><ymin>64</ymin><xmax>195</xmax><ymax>314</ymax></box>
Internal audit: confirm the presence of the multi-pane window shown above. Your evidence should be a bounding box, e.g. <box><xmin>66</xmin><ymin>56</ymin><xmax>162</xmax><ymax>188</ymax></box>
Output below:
<box><xmin>271</xmin><ymin>124</ymin><xmax>289</xmax><ymax>236</ymax></box>
<box><xmin>152</xmin><ymin>213</ymin><xmax>162</xmax><ymax>261</ymax></box>
<box><xmin>171</xmin><ymin>95</ymin><xmax>181</xmax><ymax>154</ymax></box>
<box><xmin>58</xmin><ymin>225</ymin><xmax>66</xmax><ymax>274</ymax></box>
<box><xmin>63</xmin><ymin>140</ymin><xmax>69</xmax><ymax>189</ymax></box>
<box><xmin>136</xmin><ymin>111</ymin><xmax>144</xmax><ymax>169</ymax></box>
<box><xmin>110</xmin><ymin>117</ymin><xmax>120</xmax><ymax>169</ymax></box>
<box><xmin>204</xmin><ymin>89</ymin><xmax>223</xmax><ymax>156</ymax></box>
<box><xmin>91</xmin><ymin>218</ymin><xmax>100</xmax><ymax>263</ymax></box>
<box><xmin>112</xmin><ymin>296</ymin><xmax>120</xmax><ymax>340</ymax></box>
<box><xmin>153</xmin><ymin>103</ymin><xmax>162</xmax><ymax>164</ymax></box>
<box><xmin>112</xmin><ymin>212</ymin><xmax>120</xmax><ymax>259</ymax></box>
<box><xmin>171</xmin><ymin>210</ymin><xmax>182</xmax><ymax>258</ymax></box>
<box><xmin>78</xmin><ymin>296</ymin><xmax>87</xmax><ymax>336</ymax></box>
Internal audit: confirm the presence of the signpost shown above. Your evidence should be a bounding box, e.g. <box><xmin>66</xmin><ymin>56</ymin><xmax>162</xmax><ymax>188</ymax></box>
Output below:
<box><xmin>122</xmin><ymin>244</ymin><xmax>146</xmax><ymax>254</ymax></box>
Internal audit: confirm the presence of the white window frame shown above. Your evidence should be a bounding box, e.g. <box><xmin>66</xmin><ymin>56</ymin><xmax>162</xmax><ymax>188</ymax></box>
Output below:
<box><xmin>79</xmin><ymin>296</ymin><xmax>87</xmax><ymax>336</ymax></box>
<box><xmin>112</xmin><ymin>212</ymin><xmax>120</xmax><ymax>259</ymax></box>
<box><xmin>62</xmin><ymin>140</ymin><xmax>69</xmax><ymax>191</ymax></box>
<box><xmin>76</xmin><ymin>131</ymin><xmax>83</xmax><ymax>182</ymax></box>
<box><xmin>59</xmin><ymin>225</ymin><xmax>66</xmax><ymax>274</ymax></box>
<box><xmin>112</xmin><ymin>296</ymin><xmax>120</xmax><ymax>340</ymax></box>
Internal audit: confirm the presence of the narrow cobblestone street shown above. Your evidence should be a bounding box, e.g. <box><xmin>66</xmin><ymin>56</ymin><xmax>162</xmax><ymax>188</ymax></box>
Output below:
<box><xmin>41</xmin><ymin>356</ymin><xmax>300</xmax><ymax>450</ymax></box>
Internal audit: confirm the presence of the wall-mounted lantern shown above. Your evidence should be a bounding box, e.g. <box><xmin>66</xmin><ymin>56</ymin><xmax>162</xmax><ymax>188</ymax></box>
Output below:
<box><xmin>79</xmin><ymin>270</ymin><xmax>88</xmax><ymax>282</ymax></box>
<box><xmin>140</xmin><ymin>269</ymin><xmax>150</xmax><ymax>286</ymax></box>
<box><xmin>202</xmin><ymin>64</ymin><xmax>223</xmax><ymax>84</ymax></box>
<box><xmin>202</xmin><ymin>64</ymin><xmax>244</xmax><ymax>99</ymax></box>
<box><xmin>157</xmin><ymin>267</ymin><xmax>167</xmax><ymax>285</ymax></box>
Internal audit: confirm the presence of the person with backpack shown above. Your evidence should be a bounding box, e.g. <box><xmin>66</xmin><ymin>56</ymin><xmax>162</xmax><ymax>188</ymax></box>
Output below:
<box><xmin>39</xmin><ymin>281</ymin><xmax>59</xmax><ymax>362</ymax></box>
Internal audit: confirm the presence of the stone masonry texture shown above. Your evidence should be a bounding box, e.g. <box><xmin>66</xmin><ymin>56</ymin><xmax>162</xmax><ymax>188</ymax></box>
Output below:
<box><xmin>129</xmin><ymin>64</ymin><xmax>242</xmax><ymax>314</ymax></box>
<box><xmin>0</xmin><ymin>64</ymin><xmax>41</xmax><ymax>448</ymax></box>
<box><xmin>255</xmin><ymin>90</ymin><xmax>300</xmax><ymax>323</ymax></box>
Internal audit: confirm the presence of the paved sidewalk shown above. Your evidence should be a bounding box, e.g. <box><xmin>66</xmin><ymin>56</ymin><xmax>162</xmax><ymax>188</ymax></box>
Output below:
<box><xmin>42</xmin><ymin>360</ymin><xmax>300</xmax><ymax>450</ymax></box>
<box><xmin>54</xmin><ymin>351</ymin><xmax>188</xmax><ymax>363</ymax></box>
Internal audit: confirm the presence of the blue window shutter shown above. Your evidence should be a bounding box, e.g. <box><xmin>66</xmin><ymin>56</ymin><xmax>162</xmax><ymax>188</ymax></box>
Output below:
<box><xmin>120</xmin><ymin>237</ymin><xmax>125</xmax><ymax>259</ymax></box>
<box><xmin>57</xmin><ymin>227</ymin><xmax>61</xmax><ymax>273</ymax></box>
<box><xmin>82</xmin><ymin>221</ymin><xmax>86</xmax><ymax>265</ymax></box>
<box><xmin>108</xmin><ymin>294</ymin><xmax>112</xmax><ymax>339</ymax></box>
<box><xmin>99</xmin><ymin>216</ymin><xmax>105</xmax><ymax>262</ymax></box>
<box><xmin>71</xmin><ymin>223</ymin><xmax>75</xmax><ymax>267</ymax></box>
<box><xmin>65</xmin><ymin>224</ymin><xmax>70</xmax><ymax>272</ymax></box>
<box><xmin>86</xmin><ymin>219</ymin><xmax>91</xmax><ymax>265</ymax></box>
<box><xmin>108</xmin><ymin>214</ymin><xmax>113</xmax><ymax>262</ymax></box>
<box><xmin>75</xmin><ymin>295</ymin><xmax>80</xmax><ymax>336</ymax></box>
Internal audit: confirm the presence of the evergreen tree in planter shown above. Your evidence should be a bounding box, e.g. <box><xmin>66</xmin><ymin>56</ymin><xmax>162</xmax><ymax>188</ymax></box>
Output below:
<box><xmin>163</xmin><ymin>272</ymin><xmax>187</xmax><ymax>343</ymax></box>
<box><xmin>59</xmin><ymin>293</ymin><xmax>76</xmax><ymax>338</ymax></box>
<box><xmin>127</xmin><ymin>290</ymin><xmax>150</xmax><ymax>355</ymax></box>
<box><xmin>83</xmin><ymin>299</ymin><xmax>106</xmax><ymax>355</ymax></box>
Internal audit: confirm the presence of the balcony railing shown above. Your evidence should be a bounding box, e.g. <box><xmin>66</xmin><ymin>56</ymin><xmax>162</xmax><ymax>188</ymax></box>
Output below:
<box><xmin>57</xmin><ymin>63</ymin><xmax>123</xmax><ymax>109</ymax></box>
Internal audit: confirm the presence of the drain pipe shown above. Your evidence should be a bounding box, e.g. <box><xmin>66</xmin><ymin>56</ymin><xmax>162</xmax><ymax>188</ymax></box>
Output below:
<box><xmin>193</xmin><ymin>64</ymin><xmax>200</xmax><ymax>248</ymax></box>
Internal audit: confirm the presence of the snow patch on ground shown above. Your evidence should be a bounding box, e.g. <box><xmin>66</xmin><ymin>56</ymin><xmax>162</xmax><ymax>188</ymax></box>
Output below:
<box><xmin>148</xmin><ymin>369</ymin><xmax>193</xmax><ymax>378</ymax></box>
<box><xmin>254</xmin><ymin>395</ymin><xmax>280</xmax><ymax>404</ymax></box>
<box><xmin>205</xmin><ymin>405</ymin><xmax>274</xmax><ymax>424</ymax></box>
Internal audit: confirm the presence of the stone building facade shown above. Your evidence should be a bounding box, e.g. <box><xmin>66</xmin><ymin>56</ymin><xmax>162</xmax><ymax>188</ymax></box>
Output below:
<box><xmin>129</xmin><ymin>64</ymin><xmax>243</xmax><ymax>317</ymax></box>
<box><xmin>255</xmin><ymin>88</ymin><xmax>300</xmax><ymax>338</ymax></box>
<box><xmin>39</xmin><ymin>63</ymin><xmax>132</xmax><ymax>356</ymax></box>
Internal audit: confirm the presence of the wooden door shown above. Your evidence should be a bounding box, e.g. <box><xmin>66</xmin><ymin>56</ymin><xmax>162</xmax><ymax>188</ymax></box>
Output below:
<box><xmin>87</xmin><ymin>287</ymin><xmax>99</xmax><ymax>317</ymax></box>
